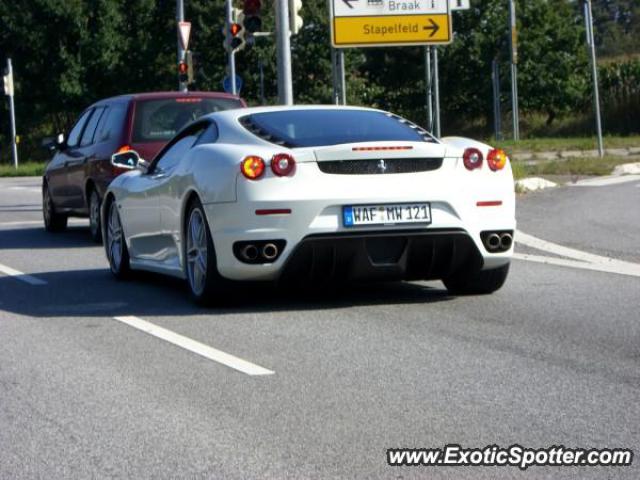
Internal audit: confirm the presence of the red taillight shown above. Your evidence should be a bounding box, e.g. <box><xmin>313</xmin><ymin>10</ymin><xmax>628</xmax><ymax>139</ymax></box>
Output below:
<box><xmin>271</xmin><ymin>153</ymin><xmax>295</xmax><ymax>176</ymax></box>
<box><xmin>487</xmin><ymin>148</ymin><xmax>508</xmax><ymax>171</ymax></box>
<box><xmin>116</xmin><ymin>145</ymin><xmax>132</xmax><ymax>154</ymax></box>
<box><xmin>463</xmin><ymin>148</ymin><xmax>483</xmax><ymax>170</ymax></box>
<box><xmin>241</xmin><ymin>156</ymin><xmax>265</xmax><ymax>179</ymax></box>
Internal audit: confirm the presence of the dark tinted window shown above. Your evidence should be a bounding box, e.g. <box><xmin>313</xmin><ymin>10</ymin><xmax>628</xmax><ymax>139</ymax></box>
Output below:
<box><xmin>80</xmin><ymin>107</ymin><xmax>106</xmax><ymax>146</ymax></box>
<box><xmin>240</xmin><ymin>110</ymin><xmax>432</xmax><ymax>148</ymax></box>
<box><xmin>98</xmin><ymin>104</ymin><xmax>127</xmax><ymax>143</ymax></box>
<box><xmin>67</xmin><ymin>109</ymin><xmax>94</xmax><ymax>148</ymax></box>
<box><xmin>132</xmin><ymin>97</ymin><xmax>242</xmax><ymax>143</ymax></box>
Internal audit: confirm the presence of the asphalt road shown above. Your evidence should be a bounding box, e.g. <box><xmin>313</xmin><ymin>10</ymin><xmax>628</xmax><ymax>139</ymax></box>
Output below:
<box><xmin>1</xmin><ymin>176</ymin><xmax>639</xmax><ymax>479</ymax></box>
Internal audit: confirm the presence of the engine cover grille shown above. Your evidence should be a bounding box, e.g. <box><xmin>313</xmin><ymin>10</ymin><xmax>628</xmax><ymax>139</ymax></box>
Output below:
<box><xmin>317</xmin><ymin>158</ymin><xmax>443</xmax><ymax>175</ymax></box>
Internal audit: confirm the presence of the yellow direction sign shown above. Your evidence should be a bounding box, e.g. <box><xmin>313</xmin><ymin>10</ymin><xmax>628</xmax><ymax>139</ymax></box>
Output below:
<box><xmin>331</xmin><ymin>0</ymin><xmax>452</xmax><ymax>48</ymax></box>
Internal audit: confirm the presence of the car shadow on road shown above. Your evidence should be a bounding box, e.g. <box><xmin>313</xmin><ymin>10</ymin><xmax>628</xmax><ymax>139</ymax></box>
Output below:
<box><xmin>0</xmin><ymin>267</ymin><xmax>453</xmax><ymax>319</ymax></box>
<box><xmin>0</xmin><ymin>226</ymin><xmax>96</xmax><ymax>249</ymax></box>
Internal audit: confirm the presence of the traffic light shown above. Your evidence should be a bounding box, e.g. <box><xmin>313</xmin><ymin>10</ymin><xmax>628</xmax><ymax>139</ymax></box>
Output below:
<box><xmin>223</xmin><ymin>8</ymin><xmax>246</xmax><ymax>53</ymax></box>
<box><xmin>240</xmin><ymin>0</ymin><xmax>262</xmax><ymax>40</ymax></box>
<box><xmin>289</xmin><ymin>0</ymin><xmax>303</xmax><ymax>35</ymax></box>
<box><xmin>178</xmin><ymin>59</ymin><xmax>189</xmax><ymax>84</ymax></box>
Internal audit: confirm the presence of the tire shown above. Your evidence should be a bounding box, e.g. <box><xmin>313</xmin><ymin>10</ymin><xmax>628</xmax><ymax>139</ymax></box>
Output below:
<box><xmin>105</xmin><ymin>198</ymin><xmax>131</xmax><ymax>279</ymax></box>
<box><xmin>89</xmin><ymin>189</ymin><xmax>103</xmax><ymax>243</ymax></box>
<box><xmin>184</xmin><ymin>198</ymin><xmax>223</xmax><ymax>305</ymax></box>
<box><xmin>43</xmin><ymin>182</ymin><xmax>68</xmax><ymax>232</ymax></box>
<box><xmin>443</xmin><ymin>263</ymin><xmax>510</xmax><ymax>295</ymax></box>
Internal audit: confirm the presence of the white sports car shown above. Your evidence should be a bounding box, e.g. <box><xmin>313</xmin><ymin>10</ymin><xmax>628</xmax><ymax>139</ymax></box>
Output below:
<box><xmin>102</xmin><ymin>106</ymin><xmax>515</xmax><ymax>304</ymax></box>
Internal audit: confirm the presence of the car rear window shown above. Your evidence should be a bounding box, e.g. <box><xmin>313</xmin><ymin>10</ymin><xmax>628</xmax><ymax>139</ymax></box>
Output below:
<box><xmin>239</xmin><ymin>110</ymin><xmax>433</xmax><ymax>148</ymax></box>
<box><xmin>132</xmin><ymin>97</ymin><xmax>243</xmax><ymax>143</ymax></box>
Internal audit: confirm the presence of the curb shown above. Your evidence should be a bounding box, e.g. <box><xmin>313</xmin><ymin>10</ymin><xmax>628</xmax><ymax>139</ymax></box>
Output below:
<box><xmin>512</xmin><ymin>147</ymin><xmax>640</xmax><ymax>162</ymax></box>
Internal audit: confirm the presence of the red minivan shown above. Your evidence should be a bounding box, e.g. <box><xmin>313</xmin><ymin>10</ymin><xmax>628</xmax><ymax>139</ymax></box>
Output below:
<box><xmin>42</xmin><ymin>92</ymin><xmax>246</xmax><ymax>241</ymax></box>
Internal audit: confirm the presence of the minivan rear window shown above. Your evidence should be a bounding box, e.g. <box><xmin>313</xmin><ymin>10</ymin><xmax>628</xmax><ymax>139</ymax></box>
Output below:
<box><xmin>132</xmin><ymin>97</ymin><xmax>242</xmax><ymax>143</ymax></box>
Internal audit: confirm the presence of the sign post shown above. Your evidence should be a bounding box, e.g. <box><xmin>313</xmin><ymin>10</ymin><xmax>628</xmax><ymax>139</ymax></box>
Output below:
<box><xmin>3</xmin><ymin>58</ymin><xmax>18</xmax><ymax>169</ymax></box>
<box><xmin>330</xmin><ymin>0</ymin><xmax>452</xmax><ymax>48</ymax></box>
<box><xmin>584</xmin><ymin>0</ymin><xmax>604</xmax><ymax>157</ymax></box>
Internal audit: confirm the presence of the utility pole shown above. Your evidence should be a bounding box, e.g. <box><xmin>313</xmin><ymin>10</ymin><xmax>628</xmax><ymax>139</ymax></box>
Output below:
<box><xmin>225</xmin><ymin>0</ymin><xmax>237</xmax><ymax>95</ymax></box>
<box><xmin>337</xmin><ymin>50</ymin><xmax>346</xmax><ymax>105</ymax></box>
<box><xmin>331</xmin><ymin>48</ymin><xmax>339</xmax><ymax>104</ymax></box>
<box><xmin>176</xmin><ymin>0</ymin><xmax>188</xmax><ymax>92</ymax></box>
<box><xmin>275</xmin><ymin>0</ymin><xmax>293</xmax><ymax>105</ymax></box>
<box><xmin>584</xmin><ymin>0</ymin><xmax>604</xmax><ymax>157</ymax></box>
<box><xmin>508</xmin><ymin>0</ymin><xmax>520</xmax><ymax>140</ymax></box>
<box><xmin>492</xmin><ymin>58</ymin><xmax>502</xmax><ymax>141</ymax></box>
<box><xmin>425</xmin><ymin>46</ymin><xmax>433</xmax><ymax>133</ymax></box>
<box><xmin>433</xmin><ymin>47</ymin><xmax>441</xmax><ymax>138</ymax></box>
<box><xmin>4</xmin><ymin>58</ymin><xmax>18</xmax><ymax>169</ymax></box>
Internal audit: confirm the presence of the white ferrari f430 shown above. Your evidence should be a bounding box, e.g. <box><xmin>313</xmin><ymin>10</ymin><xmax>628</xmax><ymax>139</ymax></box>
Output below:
<box><xmin>102</xmin><ymin>106</ymin><xmax>515</xmax><ymax>303</ymax></box>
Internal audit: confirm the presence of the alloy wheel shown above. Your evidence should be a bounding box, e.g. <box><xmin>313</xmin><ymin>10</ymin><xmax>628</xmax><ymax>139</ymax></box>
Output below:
<box><xmin>107</xmin><ymin>202</ymin><xmax>123</xmax><ymax>271</ymax></box>
<box><xmin>186</xmin><ymin>208</ymin><xmax>208</xmax><ymax>296</ymax></box>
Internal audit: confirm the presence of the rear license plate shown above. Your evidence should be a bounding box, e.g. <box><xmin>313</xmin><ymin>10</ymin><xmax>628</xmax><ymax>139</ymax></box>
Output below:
<box><xmin>343</xmin><ymin>203</ymin><xmax>431</xmax><ymax>227</ymax></box>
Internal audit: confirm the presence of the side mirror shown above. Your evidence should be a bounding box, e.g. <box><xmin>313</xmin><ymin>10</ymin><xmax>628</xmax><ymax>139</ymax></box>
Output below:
<box><xmin>41</xmin><ymin>133</ymin><xmax>66</xmax><ymax>151</ymax></box>
<box><xmin>111</xmin><ymin>150</ymin><xmax>141</xmax><ymax>170</ymax></box>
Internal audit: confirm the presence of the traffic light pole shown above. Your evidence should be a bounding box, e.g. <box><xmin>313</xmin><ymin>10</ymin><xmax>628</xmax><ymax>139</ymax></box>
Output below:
<box><xmin>6</xmin><ymin>58</ymin><xmax>18</xmax><ymax>169</ymax></box>
<box><xmin>226</xmin><ymin>0</ymin><xmax>237</xmax><ymax>95</ymax></box>
<box><xmin>275</xmin><ymin>0</ymin><xmax>293</xmax><ymax>105</ymax></box>
<box><xmin>177</xmin><ymin>0</ymin><xmax>187</xmax><ymax>92</ymax></box>
<box><xmin>584</xmin><ymin>0</ymin><xmax>604</xmax><ymax>157</ymax></box>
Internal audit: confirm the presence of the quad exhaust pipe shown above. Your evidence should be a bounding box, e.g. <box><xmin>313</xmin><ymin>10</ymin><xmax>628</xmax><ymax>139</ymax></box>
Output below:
<box><xmin>262</xmin><ymin>243</ymin><xmax>279</xmax><ymax>261</ymax></box>
<box><xmin>482</xmin><ymin>231</ymin><xmax>514</xmax><ymax>253</ymax></box>
<box><xmin>240</xmin><ymin>244</ymin><xmax>259</xmax><ymax>261</ymax></box>
<box><xmin>486</xmin><ymin>233</ymin><xmax>501</xmax><ymax>251</ymax></box>
<box><xmin>500</xmin><ymin>232</ymin><xmax>513</xmax><ymax>250</ymax></box>
<box><xmin>235</xmin><ymin>240</ymin><xmax>285</xmax><ymax>263</ymax></box>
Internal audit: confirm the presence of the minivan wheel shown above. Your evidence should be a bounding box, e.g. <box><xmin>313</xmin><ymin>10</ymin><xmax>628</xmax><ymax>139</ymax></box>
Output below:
<box><xmin>89</xmin><ymin>189</ymin><xmax>102</xmax><ymax>243</ymax></box>
<box><xmin>43</xmin><ymin>183</ymin><xmax>67</xmax><ymax>232</ymax></box>
<box><xmin>105</xmin><ymin>199</ymin><xmax>130</xmax><ymax>278</ymax></box>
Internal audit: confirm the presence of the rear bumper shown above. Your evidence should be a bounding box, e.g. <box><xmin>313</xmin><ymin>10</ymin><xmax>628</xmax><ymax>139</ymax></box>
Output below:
<box><xmin>203</xmin><ymin>162</ymin><xmax>515</xmax><ymax>281</ymax></box>
<box><xmin>279</xmin><ymin>229</ymin><xmax>483</xmax><ymax>284</ymax></box>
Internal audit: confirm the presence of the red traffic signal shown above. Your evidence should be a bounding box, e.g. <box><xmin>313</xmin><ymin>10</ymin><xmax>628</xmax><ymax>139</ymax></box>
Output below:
<box><xmin>230</xmin><ymin>22</ymin><xmax>242</xmax><ymax>36</ymax></box>
<box><xmin>178</xmin><ymin>62</ymin><xmax>188</xmax><ymax>74</ymax></box>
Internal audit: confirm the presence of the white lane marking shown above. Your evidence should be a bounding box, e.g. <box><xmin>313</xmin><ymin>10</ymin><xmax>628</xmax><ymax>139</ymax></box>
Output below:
<box><xmin>8</xmin><ymin>186</ymin><xmax>41</xmax><ymax>192</ymax></box>
<box><xmin>0</xmin><ymin>263</ymin><xmax>48</xmax><ymax>285</ymax></box>
<box><xmin>512</xmin><ymin>253</ymin><xmax>640</xmax><ymax>278</ymax></box>
<box><xmin>0</xmin><ymin>219</ymin><xmax>87</xmax><ymax>227</ymax></box>
<box><xmin>516</xmin><ymin>230</ymin><xmax>639</xmax><ymax>268</ymax></box>
<box><xmin>113</xmin><ymin>316</ymin><xmax>274</xmax><ymax>376</ymax></box>
<box><xmin>571</xmin><ymin>174</ymin><xmax>640</xmax><ymax>187</ymax></box>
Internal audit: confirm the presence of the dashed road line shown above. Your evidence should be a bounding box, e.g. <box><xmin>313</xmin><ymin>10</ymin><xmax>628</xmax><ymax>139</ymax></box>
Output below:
<box><xmin>0</xmin><ymin>263</ymin><xmax>48</xmax><ymax>285</ymax></box>
<box><xmin>0</xmin><ymin>219</ymin><xmax>87</xmax><ymax>228</ymax></box>
<box><xmin>113</xmin><ymin>316</ymin><xmax>275</xmax><ymax>376</ymax></box>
